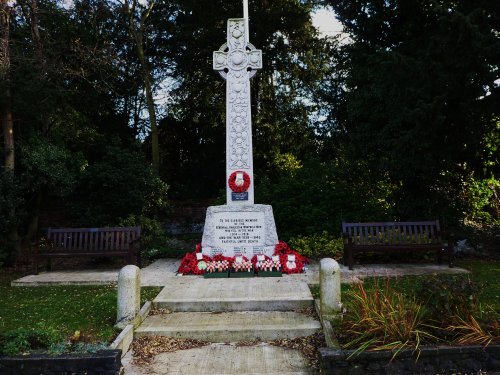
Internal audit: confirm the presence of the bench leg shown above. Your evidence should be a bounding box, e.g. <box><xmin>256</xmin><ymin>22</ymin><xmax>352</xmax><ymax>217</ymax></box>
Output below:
<box><xmin>348</xmin><ymin>248</ymin><xmax>354</xmax><ymax>271</ymax></box>
<box><xmin>437</xmin><ymin>248</ymin><xmax>443</xmax><ymax>265</ymax></box>
<box><xmin>137</xmin><ymin>252</ymin><xmax>142</xmax><ymax>268</ymax></box>
<box><xmin>47</xmin><ymin>258</ymin><xmax>52</xmax><ymax>271</ymax></box>
<box><xmin>34</xmin><ymin>256</ymin><xmax>39</xmax><ymax>275</ymax></box>
<box><xmin>448</xmin><ymin>237</ymin><xmax>454</xmax><ymax>268</ymax></box>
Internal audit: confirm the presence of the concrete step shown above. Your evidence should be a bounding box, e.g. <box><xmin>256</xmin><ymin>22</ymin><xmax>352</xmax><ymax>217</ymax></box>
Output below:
<box><xmin>153</xmin><ymin>277</ymin><xmax>314</xmax><ymax>312</ymax></box>
<box><xmin>134</xmin><ymin>311</ymin><xmax>321</xmax><ymax>342</ymax></box>
<box><xmin>122</xmin><ymin>343</ymin><xmax>318</xmax><ymax>374</ymax></box>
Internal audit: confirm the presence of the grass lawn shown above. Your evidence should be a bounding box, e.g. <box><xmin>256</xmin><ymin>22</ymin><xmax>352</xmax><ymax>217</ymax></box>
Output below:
<box><xmin>0</xmin><ymin>277</ymin><xmax>161</xmax><ymax>343</ymax></box>
<box><xmin>310</xmin><ymin>259</ymin><xmax>500</xmax><ymax>311</ymax></box>
<box><xmin>359</xmin><ymin>259</ymin><xmax>500</xmax><ymax>311</ymax></box>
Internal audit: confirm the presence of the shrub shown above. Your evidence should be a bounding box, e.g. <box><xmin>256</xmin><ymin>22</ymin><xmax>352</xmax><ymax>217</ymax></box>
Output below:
<box><xmin>0</xmin><ymin>326</ymin><xmax>110</xmax><ymax>356</ymax></box>
<box><xmin>465</xmin><ymin>177</ymin><xmax>500</xmax><ymax>224</ymax></box>
<box><xmin>415</xmin><ymin>275</ymin><xmax>481</xmax><ymax>325</ymax></box>
<box><xmin>120</xmin><ymin>216</ymin><xmax>199</xmax><ymax>261</ymax></box>
<box><xmin>0</xmin><ymin>170</ymin><xmax>24</xmax><ymax>265</ymax></box>
<box><xmin>0</xmin><ymin>326</ymin><xmax>61</xmax><ymax>356</ymax></box>
<box><xmin>339</xmin><ymin>280</ymin><xmax>435</xmax><ymax>359</ymax></box>
<box><xmin>288</xmin><ymin>231</ymin><xmax>343</xmax><ymax>260</ymax></box>
<box><xmin>256</xmin><ymin>158</ymin><xmax>393</xmax><ymax>240</ymax></box>
<box><xmin>71</xmin><ymin>140</ymin><xmax>169</xmax><ymax>227</ymax></box>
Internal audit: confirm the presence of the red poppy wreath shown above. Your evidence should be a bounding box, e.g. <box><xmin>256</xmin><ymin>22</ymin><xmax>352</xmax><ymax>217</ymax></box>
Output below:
<box><xmin>228</xmin><ymin>171</ymin><xmax>251</xmax><ymax>193</ymax></box>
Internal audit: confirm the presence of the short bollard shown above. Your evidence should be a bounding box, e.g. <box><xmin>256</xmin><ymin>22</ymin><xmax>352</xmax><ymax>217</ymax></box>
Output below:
<box><xmin>320</xmin><ymin>258</ymin><xmax>341</xmax><ymax>317</ymax></box>
<box><xmin>115</xmin><ymin>265</ymin><xmax>141</xmax><ymax>329</ymax></box>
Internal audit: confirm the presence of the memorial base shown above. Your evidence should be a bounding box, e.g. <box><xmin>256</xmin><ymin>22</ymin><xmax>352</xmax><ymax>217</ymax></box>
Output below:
<box><xmin>204</xmin><ymin>271</ymin><xmax>229</xmax><ymax>279</ymax></box>
<box><xmin>257</xmin><ymin>270</ymin><xmax>282</xmax><ymax>277</ymax></box>
<box><xmin>230</xmin><ymin>270</ymin><xmax>255</xmax><ymax>278</ymax></box>
<box><xmin>202</xmin><ymin>204</ymin><xmax>279</xmax><ymax>258</ymax></box>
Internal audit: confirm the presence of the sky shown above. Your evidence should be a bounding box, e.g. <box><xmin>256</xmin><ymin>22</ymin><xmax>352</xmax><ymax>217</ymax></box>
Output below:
<box><xmin>311</xmin><ymin>7</ymin><xmax>345</xmax><ymax>38</ymax></box>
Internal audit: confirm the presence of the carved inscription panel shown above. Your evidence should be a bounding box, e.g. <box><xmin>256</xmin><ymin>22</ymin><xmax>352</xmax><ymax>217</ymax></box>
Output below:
<box><xmin>212</xmin><ymin>211</ymin><xmax>265</xmax><ymax>248</ymax></box>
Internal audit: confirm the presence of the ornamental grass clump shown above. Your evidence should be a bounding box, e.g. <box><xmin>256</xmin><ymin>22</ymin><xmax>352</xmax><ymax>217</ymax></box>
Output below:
<box><xmin>447</xmin><ymin>308</ymin><xmax>500</xmax><ymax>347</ymax></box>
<box><xmin>339</xmin><ymin>280</ymin><xmax>436</xmax><ymax>360</ymax></box>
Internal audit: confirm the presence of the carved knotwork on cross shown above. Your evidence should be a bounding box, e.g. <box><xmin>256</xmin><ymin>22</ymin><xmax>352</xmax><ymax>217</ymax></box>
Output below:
<box><xmin>213</xmin><ymin>19</ymin><xmax>262</xmax><ymax>79</ymax></box>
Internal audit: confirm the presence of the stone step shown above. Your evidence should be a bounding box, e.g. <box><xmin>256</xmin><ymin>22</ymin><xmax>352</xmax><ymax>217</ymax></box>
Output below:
<box><xmin>153</xmin><ymin>277</ymin><xmax>314</xmax><ymax>312</ymax></box>
<box><xmin>134</xmin><ymin>311</ymin><xmax>321</xmax><ymax>342</ymax></box>
<box><xmin>122</xmin><ymin>343</ymin><xmax>318</xmax><ymax>374</ymax></box>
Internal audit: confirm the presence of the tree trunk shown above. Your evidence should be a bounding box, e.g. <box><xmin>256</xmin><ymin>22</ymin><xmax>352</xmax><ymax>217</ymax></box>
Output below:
<box><xmin>1</xmin><ymin>0</ymin><xmax>20</xmax><ymax>263</ymax></box>
<box><xmin>20</xmin><ymin>0</ymin><xmax>49</xmax><ymax>134</ymax></box>
<box><xmin>135</xmin><ymin>32</ymin><xmax>160</xmax><ymax>173</ymax></box>
<box><xmin>1</xmin><ymin>0</ymin><xmax>14</xmax><ymax>172</ymax></box>
<box><xmin>142</xmin><ymin>61</ymin><xmax>160</xmax><ymax>173</ymax></box>
<box><xmin>124</xmin><ymin>0</ymin><xmax>160</xmax><ymax>173</ymax></box>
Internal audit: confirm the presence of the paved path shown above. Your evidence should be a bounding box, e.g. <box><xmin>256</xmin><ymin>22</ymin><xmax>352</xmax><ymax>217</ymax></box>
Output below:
<box><xmin>11</xmin><ymin>259</ymin><xmax>468</xmax><ymax>287</ymax></box>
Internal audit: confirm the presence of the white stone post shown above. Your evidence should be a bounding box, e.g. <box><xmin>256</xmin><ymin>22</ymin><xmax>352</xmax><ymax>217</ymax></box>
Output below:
<box><xmin>320</xmin><ymin>258</ymin><xmax>341</xmax><ymax>317</ymax></box>
<box><xmin>116</xmin><ymin>265</ymin><xmax>141</xmax><ymax>329</ymax></box>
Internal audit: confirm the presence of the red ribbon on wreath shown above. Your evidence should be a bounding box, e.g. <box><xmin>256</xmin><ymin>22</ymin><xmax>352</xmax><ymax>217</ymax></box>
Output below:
<box><xmin>228</xmin><ymin>171</ymin><xmax>251</xmax><ymax>193</ymax></box>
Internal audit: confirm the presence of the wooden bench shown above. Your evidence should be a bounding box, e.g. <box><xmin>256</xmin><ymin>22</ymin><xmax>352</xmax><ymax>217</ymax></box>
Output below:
<box><xmin>34</xmin><ymin>227</ymin><xmax>141</xmax><ymax>274</ymax></box>
<box><xmin>342</xmin><ymin>220</ymin><xmax>453</xmax><ymax>270</ymax></box>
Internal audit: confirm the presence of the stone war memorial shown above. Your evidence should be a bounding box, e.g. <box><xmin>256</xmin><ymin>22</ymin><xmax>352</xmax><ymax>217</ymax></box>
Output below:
<box><xmin>201</xmin><ymin>15</ymin><xmax>279</xmax><ymax>259</ymax></box>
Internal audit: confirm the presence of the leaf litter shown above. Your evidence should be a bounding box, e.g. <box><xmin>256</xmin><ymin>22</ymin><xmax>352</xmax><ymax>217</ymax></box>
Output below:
<box><xmin>132</xmin><ymin>336</ymin><xmax>208</xmax><ymax>365</ymax></box>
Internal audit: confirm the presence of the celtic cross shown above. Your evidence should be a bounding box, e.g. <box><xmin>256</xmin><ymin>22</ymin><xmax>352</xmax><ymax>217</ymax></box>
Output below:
<box><xmin>213</xmin><ymin>19</ymin><xmax>262</xmax><ymax>205</ymax></box>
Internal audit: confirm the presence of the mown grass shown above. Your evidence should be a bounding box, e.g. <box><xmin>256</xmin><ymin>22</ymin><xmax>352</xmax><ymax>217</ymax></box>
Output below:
<box><xmin>0</xmin><ymin>282</ymin><xmax>161</xmax><ymax>343</ymax></box>
<box><xmin>358</xmin><ymin>260</ymin><xmax>499</xmax><ymax>311</ymax></box>
<box><xmin>309</xmin><ymin>260</ymin><xmax>500</xmax><ymax>311</ymax></box>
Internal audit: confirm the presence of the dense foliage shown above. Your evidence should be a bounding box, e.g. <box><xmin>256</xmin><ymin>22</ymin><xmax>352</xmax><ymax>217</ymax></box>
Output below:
<box><xmin>322</xmin><ymin>0</ymin><xmax>500</xmax><ymax>225</ymax></box>
<box><xmin>0</xmin><ymin>0</ymin><xmax>499</xmax><ymax>264</ymax></box>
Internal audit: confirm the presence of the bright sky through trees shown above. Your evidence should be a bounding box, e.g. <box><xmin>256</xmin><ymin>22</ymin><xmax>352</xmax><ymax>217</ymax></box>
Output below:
<box><xmin>311</xmin><ymin>6</ymin><xmax>344</xmax><ymax>38</ymax></box>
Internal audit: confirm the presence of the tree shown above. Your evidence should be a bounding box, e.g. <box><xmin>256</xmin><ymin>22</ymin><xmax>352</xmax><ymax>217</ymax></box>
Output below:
<box><xmin>323</xmin><ymin>0</ymin><xmax>500</xmax><ymax>221</ymax></box>
<box><xmin>122</xmin><ymin>0</ymin><xmax>160</xmax><ymax>172</ymax></box>
<box><xmin>159</xmin><ymin>0</ymin><xmax>332</xmax><ymax>197</ymax></box>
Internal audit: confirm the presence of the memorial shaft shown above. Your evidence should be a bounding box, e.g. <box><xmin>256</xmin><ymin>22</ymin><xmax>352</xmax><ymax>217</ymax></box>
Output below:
<box><xmin>213</xmin><ymin>19</ymin><xmax>262</xmax><ymax>205</ymax></box>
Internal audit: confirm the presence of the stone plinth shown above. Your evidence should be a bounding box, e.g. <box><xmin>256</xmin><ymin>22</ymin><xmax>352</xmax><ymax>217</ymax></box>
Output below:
<box><xmin>202</xmin><ymin>204</ymin><xmax>278</xmax><ymax>257</ymax></box>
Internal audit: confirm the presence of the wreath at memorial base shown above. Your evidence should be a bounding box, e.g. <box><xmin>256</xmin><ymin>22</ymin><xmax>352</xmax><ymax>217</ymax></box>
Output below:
<box><xmin>177</xmin><ymin>241</ymin><xmax>309</xmax><ymax>275</ymax></box>
<box><xmin>228</xmin><ymin>171</ymin><xmax>251</xmax><ymax>193</ymax></box>
<box><xmin>273</xmin><ymin>241</ymin><xmax>309</xmax><ymax>274</ymax></box>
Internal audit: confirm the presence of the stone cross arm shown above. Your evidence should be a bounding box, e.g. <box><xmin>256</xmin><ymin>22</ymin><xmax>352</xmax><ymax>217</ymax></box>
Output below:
<box><xmin>213</xmin><ymin>19</ymin><xmax>262</xmax><ymax>80</ymax></box>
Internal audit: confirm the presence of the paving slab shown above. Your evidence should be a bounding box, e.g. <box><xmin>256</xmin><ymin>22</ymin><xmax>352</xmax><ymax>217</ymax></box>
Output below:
<box><xmin>10</xmin><ymin>259</ymin><xmax>182</xmax><ymax>287</ymax></box>
<box><xmin>121</xmin><ymin>343</ymin><xmax>318</xmax><ymax>375</ymax></box>
<box><xmin>11</xmin><ymin>258</ymin><xmax>469</xmax><ymax>287</ymax></box>
<box><xmin>153</xmin><ymin>277</ymin><xmax>314</xmax><ymax>312</ymax></box>
<box><xmin>135</xmin><ymin>311</ymin><xmax>321</xmax><ymax>342</ymax></box>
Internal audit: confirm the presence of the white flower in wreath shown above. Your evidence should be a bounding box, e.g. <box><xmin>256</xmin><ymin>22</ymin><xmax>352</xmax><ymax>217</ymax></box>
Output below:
<box><xmin>235</xmin><ymin>172</ymin><xmax>244</xmax><ymax>186</ymax></box>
